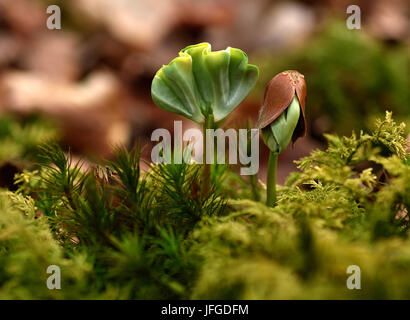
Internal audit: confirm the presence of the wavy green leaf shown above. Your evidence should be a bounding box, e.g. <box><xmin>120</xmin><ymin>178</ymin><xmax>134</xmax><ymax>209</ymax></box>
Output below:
<box><xmin>151</xmin><ymin>43</ymin><xmax>259</xmax><ymax>123</ymax></box>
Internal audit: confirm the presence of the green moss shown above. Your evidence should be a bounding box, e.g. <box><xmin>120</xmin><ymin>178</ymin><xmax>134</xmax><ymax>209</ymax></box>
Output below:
<box><xmin>0</xmin><ymin>115</ymin><xmax>59</xmax><ymax>165</ymax></box>
<box><xmin>0</xmin><ymin>191</ymin><xmax>92</xmax><ymax>299</ymax></box>
<box><xmin>1</xmin><ymin>111</ymin><xmax>410</xmax><ymax>299</ymax></box>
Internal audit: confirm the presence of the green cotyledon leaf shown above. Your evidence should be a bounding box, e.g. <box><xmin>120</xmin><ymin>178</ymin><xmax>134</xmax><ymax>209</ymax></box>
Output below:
<box><xmin>262</xmin><ymin>96</ymin><xmax>301</xmax><ymax>153</ymax></box>
<box><xmin>151</xmin><ymin>43</ymin><xmax>259</xmax><ymax>123</ymax></box>
<box><xmin>151</xmin><ymin>51</ymin><xmax>203</xmax><ymax>122</ymax></box>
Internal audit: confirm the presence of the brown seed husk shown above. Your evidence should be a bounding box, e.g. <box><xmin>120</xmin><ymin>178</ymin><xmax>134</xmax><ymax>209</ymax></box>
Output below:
<box><xmin>256</xmin><ymin>70</ymin><xmax>307</xmax><ymax>142</ymax></box>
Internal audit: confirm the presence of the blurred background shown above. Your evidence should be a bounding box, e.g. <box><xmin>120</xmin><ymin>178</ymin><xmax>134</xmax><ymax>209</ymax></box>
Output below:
<box><xmin>0</xmin><ymin>0</ymin><xmax>408</xmax><ymax>185</ymax></box>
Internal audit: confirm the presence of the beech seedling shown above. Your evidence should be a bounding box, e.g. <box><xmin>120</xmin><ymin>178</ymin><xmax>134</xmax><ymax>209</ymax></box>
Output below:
<box><xmin>151</xmin><ymin>43</ymin><xmax>259</xmax><ymax>193</ymax></box>
<box><xmin>257</xmin><ymin>70</ymin><xmax>307</xmax><ymax>207</ymax></box>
